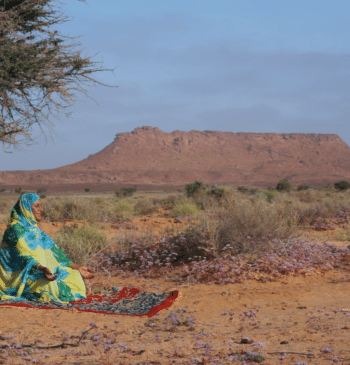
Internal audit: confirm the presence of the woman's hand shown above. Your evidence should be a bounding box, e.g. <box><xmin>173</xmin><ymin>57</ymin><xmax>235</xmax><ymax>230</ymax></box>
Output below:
<box><xmin>78</xmin><ymin>266</ymin><xmax>94</xmax><ymax>279</ymax></box>
<box><xmin>70</xmin><ymin>263</ymin><xmax>94</xmax><ymax>279</ymax></box>
<box><xmin>37</xmin><ymin>264</ymin><xmax>57</xmax><ymax>281</ymax></box>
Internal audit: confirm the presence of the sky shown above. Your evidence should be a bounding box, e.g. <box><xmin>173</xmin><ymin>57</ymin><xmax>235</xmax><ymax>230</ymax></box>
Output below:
<box><xmin>2</xmin><ymin>0</ymin><xmax>350</xmax><ymax>171</ymax></box>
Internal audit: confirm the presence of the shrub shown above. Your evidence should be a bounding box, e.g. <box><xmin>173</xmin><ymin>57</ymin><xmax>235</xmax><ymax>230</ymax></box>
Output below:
<box><xmin>54</xmin><ymin>225</ymin><xmax>109</xmax><ymax>265</ymax></box>
<box><xmin>37</xmin><ymin>188</ymin><xmax>47</xmax><ymax>194</ymax></box>
<box><xmin>114</xmin><ymin>199</ymin><xmax>134</xmax><ymax>219</ymax></box>
<box><xmin>0</xmin><ymin>189</ymin><xmax>6</xmax><ymax>193</ymax></box>
<box><xmin>276</xmin><ymin>179</ymin><xmax>292</xmax><ymax>192</ymax></box>
<box><xmin>14</xmin><ymin>187</ymin><xmax>22</xmax><ymax>194</ymax></box>
<box><xmin>172</xmin><ymin>201</ymin><xmax>201</xmax><ymax>217</ymax></box>
<box><xmin>98</xmin><ymin>228</ymin><xmax>216</xmax><ymax>273</ymax></box>
<box><xmin>185</xmin><ymin>181</ymin><xmax>204</xmax><ymax>197</ymax></box>
<box><xmin>84</xmin><ymin>188</ymin><xmax>90</xmax><ymax>192</ymax></box>
<box><xmin>207</xmin><ymin>185</ymin><xmax>225</xmax><ymax>199</ymax></box>
<box><xmin>334</xmin><ymin>180</ymin><xmax>350</xmax><ymax>191</ymax></box>
<box><xmin>262</xmin><ymin>189</ymin><xmax>277</xmax><ymax>203</ymax></box>
<box><xmin>207</xmin><ymin>185</ymin><xmax>235</xmax><ymax>201</ymax></box>
<box><xmin>215</xmin><ymin>199</ymin><xmax>295</xmax><ymax>254</ymax></box>
<box><xmin>237</xmin><ymin>186</ymin><xmax>248</xmax><ymax>193</ymax></box>
<box><xmin>42</xmin><ymin>198</ymin><xmax>98</xmax><ymax>222</ymax></box>
<box><xmin>116</xmin><ymin>186</ymin><xmax>137</xmax><ymax>197</ymax></box>
<box><xmin>297</xmin><ymin>190</ymin><xmax>317</xmax><ymax>203</ymax></box>
<box><xmin>297</xmin><ymin>185</ymin><xmax>309</xmax><ymax>191</ymax></box>
<box><xmin>134</xmin><ymin>199</ymin><xmax>159</xmax><ymax>216</ymax></box>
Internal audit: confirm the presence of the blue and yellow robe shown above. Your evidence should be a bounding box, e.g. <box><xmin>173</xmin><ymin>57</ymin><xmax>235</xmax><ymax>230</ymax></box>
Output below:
<box><xmin>0</xmin><ymin>193</ymin><xmax>86</xmax><ymax>302</ymax></box>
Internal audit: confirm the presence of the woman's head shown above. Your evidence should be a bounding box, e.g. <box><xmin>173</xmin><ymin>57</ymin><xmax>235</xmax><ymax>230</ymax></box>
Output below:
<box><xmin>13</xmin><ymin>193</ymin><xmax>42</xmax><ymax>225</ymax></box>
<box><xmin>31</xmin><ymin>199</ymin><xmax>43</xmax><ymax>222</ymax></box>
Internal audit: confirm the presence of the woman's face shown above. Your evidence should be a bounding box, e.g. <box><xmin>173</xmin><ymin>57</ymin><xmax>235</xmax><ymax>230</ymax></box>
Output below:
<box><xmin>31</xmin><ymin>200</ymin><xmax>43</xmax><ymax>222</ymax></box>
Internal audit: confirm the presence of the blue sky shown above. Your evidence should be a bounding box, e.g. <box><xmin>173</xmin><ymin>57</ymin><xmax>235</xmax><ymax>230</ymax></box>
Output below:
<box><xmin>2</xmin><ymin>0</ymin><xmax>350</xmax><ymax>170</ymax></box>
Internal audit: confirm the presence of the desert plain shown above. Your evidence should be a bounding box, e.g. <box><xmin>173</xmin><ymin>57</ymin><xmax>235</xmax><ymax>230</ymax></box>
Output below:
<box><xmin>0</xmin><ymin>185</ymin><xmax>349</xmax><ymax>365</ymax></box>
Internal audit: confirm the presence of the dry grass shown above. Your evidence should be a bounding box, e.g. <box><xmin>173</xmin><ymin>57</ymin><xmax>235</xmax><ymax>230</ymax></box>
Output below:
<box><xmin>53</xmin><ymin>224</ymin><xmax>109</xmax><ymax>265</ymax></box>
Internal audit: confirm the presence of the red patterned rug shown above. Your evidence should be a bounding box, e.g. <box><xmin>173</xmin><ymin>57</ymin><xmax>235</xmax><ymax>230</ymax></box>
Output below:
<box><xmin>0</xmin><ymin>287</ymin><xmax>179</xmax><ymax>317</ymax></box>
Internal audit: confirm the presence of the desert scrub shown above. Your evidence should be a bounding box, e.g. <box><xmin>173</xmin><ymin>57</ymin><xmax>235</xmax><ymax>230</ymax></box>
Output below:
<box><xmin>296</xmin><ymin>189</ymin><xmax>318</xmax><ymax>203</ymax></box>
<box><xmin>54</xmin><ymin>225</ymin><xmax>108</xmax><ymax>265</ymax></box>
<box><xmin>134</xmin><ymin>199</ymin><xmax>160</xmax><ymax>216</ymax></box>
<box><xmin>172</xmin><ymin>199</ymin><xmax>201</xmax><ymax>217</ymax></box>
<box><xmin>0</xmin><ymin>197</ymin><xmax>14</xmax><ymax>220</ymax></box>
<box><xmin>98</xmin><ymin>227</ymin><xmax>216</xmax><ymax>274</ymax></box>
<box><xmin>215</xmin><ymin>198</ymin><xmax>295</xmax><ymax>254</ymax></box>
<box><xmin>195</xmin><ymin>184</ymin><xmax>236</xmax><ymax>209</ymax></box>
<box><xmin>114</xmin><ymin>199</ymin><xmax>134</xmax><ymax>219</ymax></box>
<box><xmin>42</xmin><ymin>197</ymin><xmax>99</xmax><ymax>222</ymax></box>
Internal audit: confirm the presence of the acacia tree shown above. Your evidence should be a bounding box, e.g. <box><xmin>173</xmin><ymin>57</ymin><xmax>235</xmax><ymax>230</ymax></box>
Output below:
<box><xmin>0</xmin><ymin>0</ymin><xmax>116</xmax><ymax>150</ymax></box>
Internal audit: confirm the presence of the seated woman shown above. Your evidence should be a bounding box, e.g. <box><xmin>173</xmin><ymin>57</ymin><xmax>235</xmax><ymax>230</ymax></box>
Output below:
<box><xmin>0</xmin><ymin>193</ymin><xmax>93</xmax><ymax>303</ymax></box>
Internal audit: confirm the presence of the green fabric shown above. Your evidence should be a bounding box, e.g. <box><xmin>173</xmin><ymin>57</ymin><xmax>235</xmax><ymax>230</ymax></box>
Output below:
<box><xmin>51</xmin><ymin>245</ymin><xmax>72</xmax><ymax>268</ymax></box>
<box><xmin>0</xmin><ymin>193</ymin><xmax>86</xmax><ymax>303</ymax></box>
<box><xmin>57</xmin><ymin>281</ymin><xmax>75</xmax><ymax>302</ymax></box>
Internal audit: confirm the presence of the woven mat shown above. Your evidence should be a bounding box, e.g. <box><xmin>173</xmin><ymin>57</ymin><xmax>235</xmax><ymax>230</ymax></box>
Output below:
<box><xmin>0</xmin><ymin>287</ymin><xmax>178</xmax><ymax>317</ymax></box>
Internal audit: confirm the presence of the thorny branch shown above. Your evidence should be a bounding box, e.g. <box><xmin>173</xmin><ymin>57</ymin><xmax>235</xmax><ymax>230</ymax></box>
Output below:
<box><xmin>0</xmin><ymin>0</ymin><xmax>117</xmax><ymax>151</ymax></box>
<box><xmin>1</xmin><ymin>325</ymin><xmax>95</xmax><ymax>350</ymax></box>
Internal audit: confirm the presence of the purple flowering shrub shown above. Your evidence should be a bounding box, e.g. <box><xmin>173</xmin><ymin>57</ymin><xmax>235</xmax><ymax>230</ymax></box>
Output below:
<box><xmin>95</xmin><ymin>231</ymin><xmax>350</xmax><ymax>284</ymax></box>
<box><xmin>96</xmin><ymin>228</ymin><xmax>216</xmax><ymax>274</ymax></box>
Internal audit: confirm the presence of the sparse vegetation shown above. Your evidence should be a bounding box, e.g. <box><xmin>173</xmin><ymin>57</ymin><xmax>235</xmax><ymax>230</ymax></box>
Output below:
<box><xmin>276</xmin><ymin>179</ymin><xmax>292</xmax><ymax>192</ymax></box>
<box><xmin>54</xmin><ymin>225</ymin><xmax>108</xmax><ymax>265</ymax></box>
<box><xmin>334</xmin><ymin>180</ymin><xmax>350</xmax><ymax>191</ymax></box>
<box><xmin>172</xmin><ymin>200</ymin><xmax>201</xmax><ymax>217</ymax></box>
<box><xmin>237</xmin><ymin>186</ymin><xmax>249</xmax><ymax>193</ymax></box>
<box><xmin>185</xmin><ymin>180</ymin><xmax>204</xmax><ymax>197</ymax></box>
<box><xmin>0</xmin><ymin>185</ymin><xmax>349</xmax><ymax>365</ymax></box>
<box><xmin>115</xmin><ymin>186</ymin><xmax>137</xmax><ymax>197</ymax></box>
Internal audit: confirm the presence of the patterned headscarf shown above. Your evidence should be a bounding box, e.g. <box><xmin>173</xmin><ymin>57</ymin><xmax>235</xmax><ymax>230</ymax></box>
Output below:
<box><xmin>2</xmin><ymin>193</ymin><xmax>55</xmax><ymax>250</ymax></box>
<box><xmin>10</xmin><ymin>193</ymin><xmax>40</xmax><ymax>227</ymax></box>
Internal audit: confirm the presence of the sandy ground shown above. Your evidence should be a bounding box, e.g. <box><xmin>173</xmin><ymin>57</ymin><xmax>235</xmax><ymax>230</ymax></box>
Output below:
<box><xmin>0</xmin><ymin>217</ymin><xmax>349</xmax><ymax>364</ymax></box>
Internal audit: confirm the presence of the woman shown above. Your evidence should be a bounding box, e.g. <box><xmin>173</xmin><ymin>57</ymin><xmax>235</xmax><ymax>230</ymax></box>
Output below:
<box><xmin>0</xmin><ymin>193</ymin><xmax>93</xmax><ymax>302</ymax></box>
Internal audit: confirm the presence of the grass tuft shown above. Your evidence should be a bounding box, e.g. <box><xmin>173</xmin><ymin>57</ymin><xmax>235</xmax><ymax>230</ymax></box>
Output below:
<box><xmin>54</xmin><ymin>225</ymin><xmax>109</xmax><ymax>265</ymax></box>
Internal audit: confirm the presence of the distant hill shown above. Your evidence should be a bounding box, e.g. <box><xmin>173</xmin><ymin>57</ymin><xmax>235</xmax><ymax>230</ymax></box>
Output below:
<box><xmin>1</xmin><ymin>127</ymin><xmax>350</xmax><ymax>189</ymax></box>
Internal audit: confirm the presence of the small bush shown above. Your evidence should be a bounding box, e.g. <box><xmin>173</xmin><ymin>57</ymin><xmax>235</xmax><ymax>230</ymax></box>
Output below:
<box><xmin>54</xmin><ymin>225</ymin><xmax>109</xmax><ymax>265</ymax></box>
<box><xmin>98</xmin><ymin>228</ymin><xmax>216</xmax><ymax>273</ymax></box>
<box><xmin>334</xmin><ymin>180</ymin><xmax>350</xmax><ymax>191</ymax></box>
<box><xmin>37</xmin><ymin>188</ymin><xmax>47</xmax><ymax>194</ymax></box>
<box><xmin>134</xmin><ymin>199</ymin><xmax>159</xmax><ymax>216</ymax></box>
<box><xmin>297</xmin><ymin>190</ymin><xmax>317</xmax><ymax>203</ymax></box>
<box><xmin>237</xmin><ymin>186</ymin><xmax>248</xmax><ymax>193</ymax></box>
<box><xmin>172</xmin><ymin>201</ymin><xmax>201</xmax><ymax>217</ymax></box>
<box><xmin>185</xmin><ymin>181</ymin><xmax>204</xmax><ymax>197</ymax></box>
<box><xmin>116</xmin><ymin>186</ymin><xmax>137</xmax><ymax>197</ymax></box>
<box><xmin>262</xmin><ymin>189</ymin><xmax>277</xmax><ymax>203</ymax></box>
<box><xmin>276</xmin><ymin>179</ymin><xmax>292</xmax><ymax>192</ymax></box>
<box><xmin>215</xmin><ymin>199</ymin><xmax>295</xmax><ymax>254</ymax></box>
<box><xmin>207</xmin><ymin>185</ymin><xmax>235</xmax><ymax>201</ymax></box>
<box><xmin>297</xmin><ymin>185</ymin><xmax>309</xmax><ymax>191</ymax></box>
<box><xmin>0</xmin><ymin>189</ymin><xmax>6</xmax><ymax>193</ymax></box>
<box><xmin>84</xmin><ymin>188</ymin><xmax>90</xmax><ymax>192</ymax></box>
<box><xmin>42</xmin><ymin>198</ymin><xmax>98</xmax><ymax>222</ymax></box>
<box><xmin>114</xmin><ymin>199</ymin><xmax>134</xmax><ymax>219</ymax></box>
<box><xmin>14</xmin><ymin>187</ymin><xmax>22</xmax><ymax>194</ymax></box>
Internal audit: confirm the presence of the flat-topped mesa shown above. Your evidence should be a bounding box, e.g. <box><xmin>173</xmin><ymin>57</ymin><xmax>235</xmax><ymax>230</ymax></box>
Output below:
<box><xmin>0</xmin><ymin>127</ymin><xmax>349</xmax><ymax>187</ymax></box>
